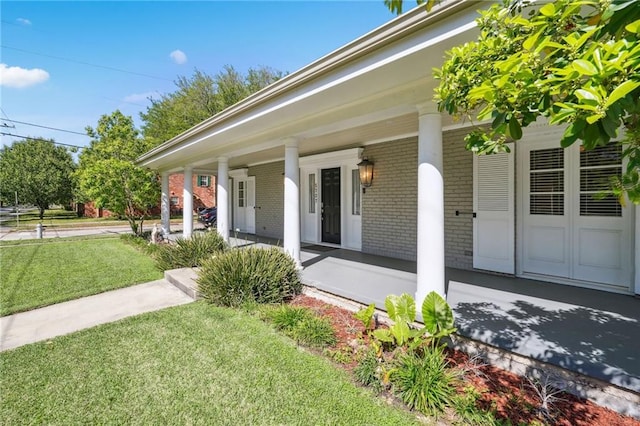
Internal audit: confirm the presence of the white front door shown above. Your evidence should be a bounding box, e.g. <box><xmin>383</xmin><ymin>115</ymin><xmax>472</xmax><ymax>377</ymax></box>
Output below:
<box><xmin>521</xmin><ymin>140</ymin><xmax>632</xmax><ymax>289</ymax></box>
<box><xmin>473</xmin><ymin>146</ymin><xmax>515</xmax><ymax>274</ymax></box>
<box><xmin>233</xmin><ymin>176</ymin><xmax>255</xmax><ymax>234</ymax></box>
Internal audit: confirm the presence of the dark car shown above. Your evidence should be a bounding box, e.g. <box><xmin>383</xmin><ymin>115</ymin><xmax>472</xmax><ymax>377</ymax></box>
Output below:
<box><xmin>198</xmin><ymin>207</ymin><xmax>217</xmax><ymax>228</ymax></box>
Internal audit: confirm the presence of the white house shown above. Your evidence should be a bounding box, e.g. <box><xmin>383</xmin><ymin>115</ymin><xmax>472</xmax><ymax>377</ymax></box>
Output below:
<box><xmin>139</xmin><ymin>1</ymin><xmax>639</xmax><ymax>302</ymax></box>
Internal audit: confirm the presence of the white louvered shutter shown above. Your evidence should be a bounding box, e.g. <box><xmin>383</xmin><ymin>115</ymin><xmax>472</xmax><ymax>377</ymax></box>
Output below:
<box><xmin>473</xmin><ymin>146</ymin><xmax>515</xmax><ymax>273</ymax></box>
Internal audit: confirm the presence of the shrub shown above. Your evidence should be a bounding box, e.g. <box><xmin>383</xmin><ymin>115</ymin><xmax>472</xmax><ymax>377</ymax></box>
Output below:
<box><xmin>354</xmin><ymin>348</ymin><xmax>383</xmax><ymax>393</ymax></box>
<box><xmin>264</xmin><ymin>304</ymin><xmax>336</xmax><ymax>348</ymax></box>
<box><xmin>391</xmin><ymin>345</ymin><xmax>458</xmax><ymax>416</ymax></box>
<box><xmin>292</xmin><ymin>316</ymin><xmax>337</xmax><ymax>348</ymax></box>
<box><xmin>154</xmin><ymin>231</ymin><xmax>226</xmax><ymax>271</ymax></box>
<box><xmin>119</xmin><ymin>233</ymin><xmax>160</xmax><ymax>256</ymax></box>
<box><xmin>267</xmin><ymin>305</ymin><xmax>315</xmax><ymax>332</ymax></box>
<box><xmin>197</xmin><ymin>247</ymin><xmax>301</xmax><ymax>307</ymax></box>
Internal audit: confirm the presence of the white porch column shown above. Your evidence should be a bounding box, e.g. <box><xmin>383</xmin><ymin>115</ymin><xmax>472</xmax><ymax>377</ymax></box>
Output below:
<box><xmin>183</xmin><ymin>166</ymin><xmax>193</xmax><ymax>238</ymax></box>
<box><xmin>160</xmin><ymin>172</ymin><xmax>170</xmax><ymax>235</ymax></box>
<box><xmin>415</xmin><ymin>103</ymin><xmax>445</xmax><ymax>306</ymax></box>
<box><xmin>284</xmin><ymin>138</ymin><xmax>301</xmax><ymax>266</ymax></box>
<box><xmin>217</xmin><ymin>157</ymin><xmax>230</xmax><ymax>242</ymax></box>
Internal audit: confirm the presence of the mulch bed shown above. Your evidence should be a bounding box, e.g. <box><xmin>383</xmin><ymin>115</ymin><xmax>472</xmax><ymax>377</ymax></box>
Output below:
<box><xmin>290</xmin><ymin>294</ymin><xmax>640</xmax><ymax>426</ymax></box>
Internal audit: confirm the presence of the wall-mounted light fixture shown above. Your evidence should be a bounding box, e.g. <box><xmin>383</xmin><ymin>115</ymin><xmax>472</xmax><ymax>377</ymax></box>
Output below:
<box><xmin>357</xmin><ymin>157</ymin><xmax>374</xmax><ymax>192</ymax></box>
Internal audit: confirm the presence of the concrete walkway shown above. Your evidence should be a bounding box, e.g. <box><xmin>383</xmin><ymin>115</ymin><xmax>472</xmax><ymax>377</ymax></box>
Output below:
<box><xmin>0</xmin><ymin>279</ymin><xmax>194</xmax><ymax>352</ymax></box>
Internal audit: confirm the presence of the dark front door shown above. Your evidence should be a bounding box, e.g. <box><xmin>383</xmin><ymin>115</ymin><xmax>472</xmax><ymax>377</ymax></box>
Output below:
<box><xmin>321</xmin><ymin>168</ymin><xmax>341</xmax><ymax>244</ymax></box>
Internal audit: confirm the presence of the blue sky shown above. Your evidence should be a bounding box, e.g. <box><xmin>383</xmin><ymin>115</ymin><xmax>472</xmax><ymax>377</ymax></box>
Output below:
<box><xmin>0</xmin><ymin>1</ymin><xmax>397</xmax><ymax>151</ymax></box>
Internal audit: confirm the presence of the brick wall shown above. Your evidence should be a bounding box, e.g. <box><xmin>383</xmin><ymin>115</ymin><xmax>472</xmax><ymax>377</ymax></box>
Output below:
<box><xmin>168</xmin><ymin>173</ymin><xmax>215</xmax><ymax>213</ymax></box>
<box><xmin>249</xmin><ymin>161</ymin><xmax>284</xmax><ymax>239</ymax></box>
<box><xmin>362</xmin><ymin>137</ymin><xmax>418</xmax><ymax>261</ymax></box>
<box><xmin>443</xmin><ymin>128</ymin><xmax>474</xmax><ymax>270</ymax></box>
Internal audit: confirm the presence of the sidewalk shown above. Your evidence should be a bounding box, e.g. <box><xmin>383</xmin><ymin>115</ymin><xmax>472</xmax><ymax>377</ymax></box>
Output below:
<box><xmin>0</xmin><ymin>279</ymin><xmax>195</xmax><ymax>352</ymax></box>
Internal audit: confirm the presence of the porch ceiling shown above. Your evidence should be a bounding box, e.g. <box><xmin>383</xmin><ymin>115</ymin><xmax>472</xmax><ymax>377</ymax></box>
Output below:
<box><xmin>140</xmin><ymin>2</ymin><xmax>480</xmax><ymax>174</ymax></box>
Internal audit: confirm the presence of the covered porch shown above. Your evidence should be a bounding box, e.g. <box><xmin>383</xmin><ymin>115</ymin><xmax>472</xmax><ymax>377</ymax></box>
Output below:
<box><xmin>225</xmin><ymin>233</ymin><xmax>640</xmax><ymax>415</ymax></box>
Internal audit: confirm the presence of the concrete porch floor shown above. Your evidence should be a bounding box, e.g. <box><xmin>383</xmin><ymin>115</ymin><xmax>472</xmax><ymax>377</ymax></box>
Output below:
<box><xmin>226</xmin><ymin>232</ymin><xmax>639</xmax><ymax>401</ymax></box>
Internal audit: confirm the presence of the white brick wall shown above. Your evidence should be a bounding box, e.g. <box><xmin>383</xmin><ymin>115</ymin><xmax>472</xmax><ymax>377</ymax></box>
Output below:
<box><xmin>249</xmin><ymin>161</ymin><xmax>284</xmax><ymax>239</ymax></box>
<box><xmin>360</xmin><ymin>131</ymin><xmax>474</xmax><ymax>269</ymax></box>
<box><xmin>362</xmin><ymin>138</ymin><xmax>418</xmax><ymax>260</ymax></box>
<box><xmin>443</xmin><ymin>128</ymin><xmax>474</xmax><ymax>270</ymax></box>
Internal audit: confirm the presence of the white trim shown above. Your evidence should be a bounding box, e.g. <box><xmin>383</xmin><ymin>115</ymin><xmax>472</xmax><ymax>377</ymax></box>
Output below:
<box><xmin>299</xmin><ymin>147</ymin><xmax>363</xmax><ymax>167</ymax></box>
<box><xmin>229</xmin><ymin>168</ymin><xmax>249</xmax><ymax>178</ymax></box>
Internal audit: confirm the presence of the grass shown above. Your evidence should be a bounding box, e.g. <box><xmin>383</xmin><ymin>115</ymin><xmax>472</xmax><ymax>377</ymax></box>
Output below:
<box><xmin>0</xmin><ymin>237</ymin><xmax>162</xmax><ymax>316</ymax></box>
<box><xmin>0</xmin><ymin>302</ymin><xmax>419</xmax><ymax>425</ymax></box>
<box><xmin>0</xmin><ymin>209</ymin><xmax>131</xmax><ymax>229</ymax></box>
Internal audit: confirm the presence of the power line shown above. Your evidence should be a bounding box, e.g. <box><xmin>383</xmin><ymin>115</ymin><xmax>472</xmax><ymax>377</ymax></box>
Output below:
<box><xmin>0</xmin><ymin>132</ymin><xmax>86</xmax><ymax>150</ymax></box>
<box><xmin>1</xmin><ymin>45</ymin><xmax>173</xmax><ymax>82</ymax></box>
<box><xmin>1</xmin><ymin>118</ymin><xmax>89</xmax><ymax>136</ymax></box>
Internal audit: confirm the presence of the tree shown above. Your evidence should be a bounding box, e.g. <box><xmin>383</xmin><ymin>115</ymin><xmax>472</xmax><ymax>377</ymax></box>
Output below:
<box><xmin>140</xmin><ymin>66</ymin><xmax>284</xmax><ymax>146</ymax></box>
<box><xmin>76</xmin><ymin>111</ymin><xmax>159</xmax><ymax>235</ymax></box>
<box><xmin>434</xmin><ymin>0</ymin><xmax>640</xmax><ymax>203</ymax></box>
<box><xmin>0</xmin><ymin>138</ymin><xmax>75</xmax><ymax>219</ymax></box>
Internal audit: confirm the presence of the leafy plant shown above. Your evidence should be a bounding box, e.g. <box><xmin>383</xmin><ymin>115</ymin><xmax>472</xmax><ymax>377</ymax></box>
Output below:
<box><xmin>154</xmin><ymin>231</ymin><xmax>227</xmax><ymax>270</ymax></box>
<box><xmin>390</xmin><ymin>345</ymin><xmax>458</xmax><ymax>417</ymax></box>
<box><xmin>323</xmin><ymin>346</ymin><xmax>354</xmax><ymax>365</ymax></box>
<box><xmin>266</xmin><ymin>305</ymin><xmax>314</xmax><ymax>332</ymax></box>
<box><xmin>354</xmin><ymin>303</ymin><xmax>376</xmax><ymax>331</ymax></box>
<box><xmin>354</xmin><ymin>348</ymin><xmax>383</xmax><ymax>393</ymax></box>
<box><xmin>372</xmin><ymin>291</ymin><xmax>457</xmax><ymax>349</ymax></box>
<box><xmin>264</xmin><ymin>304</ymin><xmax>336</xmax><ymax>348</ymax></box>
<box><xmin>292</xmin><ymin>316</ymin><xmax>337</xmax><ymax>348</ymax></box>
<box><xmin>452</xmin><ymin>386</ymin><xmax>500</xmax><ymax>426</ymax></box>
<box><xmin>198</xmin><ymin>247</ymin><xmax>301</xmax><ymax>307</ymax></box>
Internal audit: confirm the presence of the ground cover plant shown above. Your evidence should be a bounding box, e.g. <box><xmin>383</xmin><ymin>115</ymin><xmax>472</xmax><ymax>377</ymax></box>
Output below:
<box><xmin>0</xmin><ymin>236</ymin><xmax>162</xmax><ymax>316</ymax></box>
<box><xmin>290</xmin><ymin>294</ymin><xmax>640</xmax><ymax>426</ymax></box>
<box><xmin>0</xmin><ymin>302</ymin><xmax>419</xmax><ymax>425</ymax></box>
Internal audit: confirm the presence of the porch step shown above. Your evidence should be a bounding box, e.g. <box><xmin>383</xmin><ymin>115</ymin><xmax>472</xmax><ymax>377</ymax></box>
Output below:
<box><xmin>164</xmin><ymin>268</ymin><xmax>201</xmax><ymax>300</ymax></box>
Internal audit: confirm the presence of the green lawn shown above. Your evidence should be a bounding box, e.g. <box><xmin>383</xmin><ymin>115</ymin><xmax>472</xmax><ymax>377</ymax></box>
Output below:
<box><xmin>0</xmin><ymin>237</ymin><xmax>162</xmax><ymax>316</ymax></box>
<box><xmin>0</xmin><ymin>208</ymin><xmax>131</xmax><ymax>229</ymax></box>
<box><xmin>0</xmin><ymin>302</ymin><xmax>418</xmax><ymax>425</ymax></box>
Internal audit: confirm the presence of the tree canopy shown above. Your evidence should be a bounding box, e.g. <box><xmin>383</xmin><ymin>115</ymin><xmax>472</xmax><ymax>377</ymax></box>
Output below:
<box><xmin>0</xmin><ymin>138</ymin><xmax>75</xmax><ymax>219</ymax></box>
<box><xmin>76</xmin><ymin>111</ymin><xmax>159</xmax><ymax>234</ymax></box>
<box><xmin>434</xmin><ymin>0</ymin><xmax>640</xmax><ymax>203</ymax></box>
<box><xmin>141</xmin><ymin>66</ymin><xmax>284</xmax><ymax>146</ymax></box>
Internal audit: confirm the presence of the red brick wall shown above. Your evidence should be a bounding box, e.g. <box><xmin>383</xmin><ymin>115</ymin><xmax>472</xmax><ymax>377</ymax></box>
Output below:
<box><xmin>169</xmin><ymin>173</ymin><xmax>216</xmax><ymax>213</ymax></box>
<box><xmin>78</xmin><ymin>201</ymin><xmax>115</xmax><ymax>218</ymax></box>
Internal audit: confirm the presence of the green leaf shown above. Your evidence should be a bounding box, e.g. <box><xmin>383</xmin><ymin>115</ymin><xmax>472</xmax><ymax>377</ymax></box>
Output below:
<box><xmin>572</xmin><ymin>59</ymin><xmax>599</xmax><ymax>76</ymax></box>
<box><xmin>421</xmin><ymin>291</ymin><xmax>454</xmax><ymax>335</ymax></box>
<box><xmin>625</xmin><ymin>19</ymin><xmax>640</xmax><ymax>33</ymax></box>
<box><xmin>390</xmin><ymin>322</ymin><xmax>411</xmax><ymax>346</ymax></box>
<box><xmin>605</xmin><ymin>80</ymin><xmax>640</xmax><ymax>108</ymax></box>
<box><xmin>372</xmin><ymin>329</ymin><xmax>394</xmax><ymax>343</ymax></box>
<box><xmin>508</xmin><ymin>119</ymin><xmax>523</xmax><ymax>140</ymax></box>
<box><xmin>384</xmin><ymin>293</ymin><xmax>415</xmax><ymax>323</ymax></box>
<box><xmin>539</xmin><ymin>3</ymin><xmax>555</xmax><ymax>16</ymax></box>
<box><xmin>575</xmin><ymin>88</ymin><xmax>601</xmax><ymax>102</ymax></box>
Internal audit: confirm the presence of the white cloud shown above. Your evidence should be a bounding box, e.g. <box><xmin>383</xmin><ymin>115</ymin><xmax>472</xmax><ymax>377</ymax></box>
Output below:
<box><xmin>16</xmin><ymin>18</ymin><xmax>32</xmax><ymax>26</ymax></box>
<box><xmin>0</xmin><ymin>64</ymin><xmax>49</xmax><ymax>88</ymax></box>
<box><xmin>123</xmin><ymin>91</ymin><xmax>161</xmax><ymax>104</ymax></box>
<box><xmin>169</xmin><ymin>50</ymin><xmax>187</xmax><ymax>65</ymax></box>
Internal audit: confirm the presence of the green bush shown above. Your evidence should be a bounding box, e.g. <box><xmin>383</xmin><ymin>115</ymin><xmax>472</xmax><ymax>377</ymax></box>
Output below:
<box><xmin>292</xmin><ymin>316</ymin><xmax>337</xmax><ymax>348</ymax></box>
<box><xmin>197</xmin><ymin>247</ymin><xmax>301</xmax><ymax>307</ymax></box>
<box><xmin>354</xmin><ymin>349</ymin><xmax>383</xmax><ymax>393</ymax></box>
<box><xmin>264</xmin><ymin>305</ymin><xmax>336</xmax><ymax>348</ymax></box>
<box><xmin>154</xmin><ymin>231</ymin><xmax>227</xmax><ymax>271</ymax></box>
<box><xmin>267</xmin><ymin>305</ymin><xmax>315</xmax><ymax>332</ymax></box>
<box><xmin>391</xmin><ymin>345</ymin><xmax>458</xmax><ymax>416</ymax></box>
<box><xmin>119</xmin><ymin>233</ymin><xmax>160</xmax><ymax>256</ymax></box>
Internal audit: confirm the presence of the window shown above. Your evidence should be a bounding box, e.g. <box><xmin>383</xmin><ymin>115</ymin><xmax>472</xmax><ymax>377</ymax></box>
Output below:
<box><xmin>579</xmin><ymin>143</ymin><xmax>622</xmax><ymax>217</ymax></box>
<box><xmin>530</xmin><ymin>148</ymin><xmax>564</xmax><ymax>215</ymax></box>
<box><xmin>170</xmin><ymin>196</ymin><xmax>179</xmax><ymax>206</ymax></box>
<box><xmin>238</xmin><ymin>181</ymin><xmax>245</xmax><ymax>207</ymax></box>
<box><xmin>352</xmin><ymin>169</ymin><xmax>361</xmax><ymax>215</ymax></box>
<box><xmin>308</xmin><ymin>173</ymin><xmax>316</xmax><ymax>213</ymax></box>
<box><xmin>197</xmin><ymin>175</ymin><xmax>211</xmax><ymax>187</ymax></box>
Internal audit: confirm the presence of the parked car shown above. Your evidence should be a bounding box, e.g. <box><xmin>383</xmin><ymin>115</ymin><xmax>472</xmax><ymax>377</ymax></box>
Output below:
<box><xmin>198</xmin><ymin>207</ymin><xmax>217</xmax><ymax>228</ymax></box>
